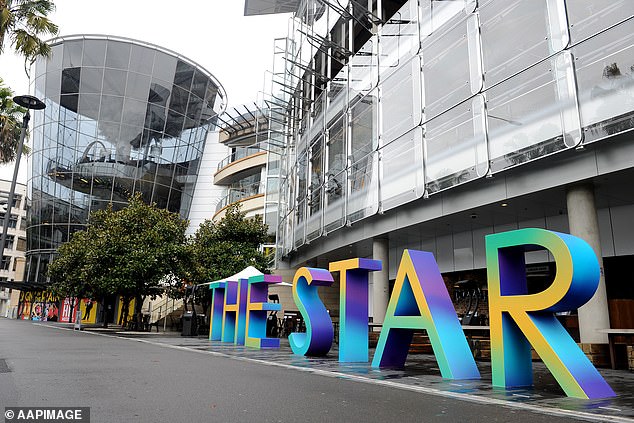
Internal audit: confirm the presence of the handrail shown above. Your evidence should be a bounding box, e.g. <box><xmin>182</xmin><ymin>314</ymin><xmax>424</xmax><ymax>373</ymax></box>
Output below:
<box><xmin>217</xmin><ymin>147</ymin><xmax>263</xmax><ymax>171</ymax></box>
<box><xmin>215</xmin><ymin>182</ymin><xmax>266</xmax><ymax>212</ymax></box>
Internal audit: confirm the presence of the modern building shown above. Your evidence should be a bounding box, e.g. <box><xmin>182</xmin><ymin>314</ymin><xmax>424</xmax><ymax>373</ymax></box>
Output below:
<box><xmin>250</xmin><ymin>0</ymin><xmax>634</xmax><ymax>354</ymax></box>
<box><xmin>0</xmin><ymin>180</ymin><xmax>27</xmax><ymax>318</ymax></box>
<box><xmin>212</xmin><ymin>103</ymin><xmax>270</xmax><ymax>223</ymax></box>
<box><xmin>23</xmin><ymin>35</ymin><xmax>226</xmax><ymax>321</ymax></box>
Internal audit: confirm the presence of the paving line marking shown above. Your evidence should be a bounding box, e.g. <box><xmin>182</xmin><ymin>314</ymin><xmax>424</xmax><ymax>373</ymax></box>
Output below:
<box><xmin>34</xmin><ymin>323</ymin><xmax>634</xmax><ymax>423</ymax></box>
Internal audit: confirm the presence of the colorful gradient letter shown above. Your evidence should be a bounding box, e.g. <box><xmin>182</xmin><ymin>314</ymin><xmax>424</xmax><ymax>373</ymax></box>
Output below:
<box><xmin>245</xmin><ymin>274</ymin><xmax>282</xmax><ymax>349</ymax></box>
<box><xmin>209</xmin><ymin>282</ymin><xmax>226</xmax><ymax>341</ymax></box>
<box><xmin>222</xmin><ymin>279</ymin><xmax>248</xmax><ymax>345</ymax></box>
<box><xmin>289</xmin><ymin>267</ymin><xmax>334</xmax><ymax>356</ymax></box>
<box><xmin>372</xmin><ymin>250</ymin><xmax>480</xmax><ymax>380</ymax></box>
<box><xmin>329</xmin><ymin>258</ymin><xmax>382</xmax><ymax>362</ymax></box>
<box><xmin>486</xmin><ymin>228</ymin><xmax>615</xmax><ymax>399</ymax></box>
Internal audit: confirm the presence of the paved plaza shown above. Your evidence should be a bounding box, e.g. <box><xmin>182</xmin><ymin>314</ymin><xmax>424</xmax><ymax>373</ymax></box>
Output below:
<box><xmin>1</xmin><ymin>319</ymin><xmax>632</xmax><ymax>422</ymax></box>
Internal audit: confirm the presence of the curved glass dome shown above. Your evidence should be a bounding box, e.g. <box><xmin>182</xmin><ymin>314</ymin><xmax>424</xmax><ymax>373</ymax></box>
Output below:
<box><xmin>26</xmin><ymin>35</ymin><xmax>227</xmax><ymax>283</ymax></box>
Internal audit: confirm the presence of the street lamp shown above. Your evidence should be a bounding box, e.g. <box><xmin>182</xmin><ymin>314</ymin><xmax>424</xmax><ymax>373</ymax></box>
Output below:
<box><xmin>0</xmin><ymin>95</ymin><xmax>45</xmax><ymax>273</ymax></box>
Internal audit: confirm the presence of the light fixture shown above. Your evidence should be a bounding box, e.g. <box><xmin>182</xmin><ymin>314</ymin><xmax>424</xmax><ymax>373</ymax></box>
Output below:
<box><xmin>501</xmin><ymin>203</ymin><xmax>508</xmax><ymax>207</ymax></box>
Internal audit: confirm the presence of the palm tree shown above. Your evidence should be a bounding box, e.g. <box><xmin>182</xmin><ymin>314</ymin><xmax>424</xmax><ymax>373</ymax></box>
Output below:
<box><xmin>0</xmin><ymin>0</ymin><xmax>58</xmax><ymax>67</ymax></box>
<box><xmin>0</xmin><ymin>78</ymin><xmax>27</xmax><ymax>163</ymax></box>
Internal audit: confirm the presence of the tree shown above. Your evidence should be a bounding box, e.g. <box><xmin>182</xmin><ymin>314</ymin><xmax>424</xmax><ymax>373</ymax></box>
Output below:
<box><xmin>0</xmin><ymin>0</ymin><xmax>58</xmax><ymax>68</ymax></box>
<box><xmin>0</xmin><ymin>78</ymin><xmax>28</xmax><ymax>163</ymax></box>
<box><xmin>184</xmin><ymin>204</ymin><xmax>270</xmax><ymax>316</ymax></box>
<box><xmin>49</xmin><ymin>193</ymin><xmax>190</xmax><ymax>327</ymax></box>
<box><xmin>48</xmin><ymin>230</ymin><xmax>97</xmax><ymax>322</ymax></box>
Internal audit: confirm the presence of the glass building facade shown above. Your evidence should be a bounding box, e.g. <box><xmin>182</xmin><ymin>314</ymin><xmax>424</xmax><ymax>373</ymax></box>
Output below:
<box><xmin>26</xmin><ymin>35</ymin><xmax>226</xmax><ymax>283</ymax></box>
<box><xmin>271</xmin><ymin>0</ymin><xmax>634</xmax><ymax>262</ymax></box>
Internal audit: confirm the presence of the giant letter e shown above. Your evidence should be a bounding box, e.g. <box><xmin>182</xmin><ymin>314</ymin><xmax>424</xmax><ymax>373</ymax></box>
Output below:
<box><xmin>486</xmin><ymin>228</ymin><xmax>614</xmax><ymax>399</ymax></box>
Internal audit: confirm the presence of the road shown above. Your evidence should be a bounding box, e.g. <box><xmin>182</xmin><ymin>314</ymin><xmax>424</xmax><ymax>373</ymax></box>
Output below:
<box><xmin>0</xmin><ymin>319</ymin><xmax>593</xmax><ymax>423</ymax></box>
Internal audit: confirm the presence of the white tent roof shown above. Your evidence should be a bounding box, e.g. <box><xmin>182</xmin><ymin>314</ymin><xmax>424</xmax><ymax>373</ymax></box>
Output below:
<box><xmin>198</xmin><ymin>266</ymin><xmax>292</xmax><ymax>286</ymax></box>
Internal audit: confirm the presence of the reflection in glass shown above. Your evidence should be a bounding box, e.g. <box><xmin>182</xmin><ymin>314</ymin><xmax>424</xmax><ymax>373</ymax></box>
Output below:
<box><xmin>573</xmin><ymin>20</ymin><xmax>634</xmax><ymax>144</ymax></box>
<box><xmin>487</xmin><ymin>57</ymin><xmax>568</xmax><ymax>173</ymax></box>
<box><xmin>27</xmin><ymin>36</ymin><xmax>225</xmax><ymax>283</ymax></box>
<box><xmin>425</xmin><ymin>96</ymin><xmax>487</xmax><ymax>193</ymax></box>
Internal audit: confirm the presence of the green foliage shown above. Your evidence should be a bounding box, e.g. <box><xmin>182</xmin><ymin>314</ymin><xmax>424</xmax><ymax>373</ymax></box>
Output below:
<box><xmin>0</xmin><ymin>78</ymin><xmax>28</xmax><ymax>163</ymax></box>
<box><xmin>0</xmin><ymin>0</ymin><xmax>58</xmax><ymax>68</ymax></box>
<box><xmin>187</xmin><ymin>203</ymin><xmax>270</xmax><ymax>286</ymax></box>
<box><xmin>49</xmin><ymin>193</ymin><xmax>189</xmax><ymax>305</ymax></box>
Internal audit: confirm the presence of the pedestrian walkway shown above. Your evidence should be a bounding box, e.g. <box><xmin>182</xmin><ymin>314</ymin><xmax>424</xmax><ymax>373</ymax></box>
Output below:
<box><xmin>67</xmin><ymin>325</ymin><xmax>634</xmax><ymax>422</ymax></box>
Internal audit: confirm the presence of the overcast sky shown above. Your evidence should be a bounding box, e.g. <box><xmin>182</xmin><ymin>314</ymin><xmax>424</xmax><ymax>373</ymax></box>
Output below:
<box><xmin>0</xmin><ymin>0</ymin><xmax>291</xmax><ymax>181</ymax></box>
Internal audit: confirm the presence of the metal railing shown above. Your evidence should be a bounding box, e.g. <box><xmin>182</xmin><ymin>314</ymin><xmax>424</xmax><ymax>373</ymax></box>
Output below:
<box><xmin>215</xmin><ymin>182</ymin><xmax>266</xmax><ymax>213</ymax></box>
<box><xmin>217</xmin><ymin>147</ymin><xmax>263</xmax><ymax>171</ymax></box>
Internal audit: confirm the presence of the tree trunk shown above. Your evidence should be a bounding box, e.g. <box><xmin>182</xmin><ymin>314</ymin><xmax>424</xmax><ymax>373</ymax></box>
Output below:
<box><xmin>101</xmin><ymin>296</ymin><xmax>108</xmax><ymax>328</ymax></box>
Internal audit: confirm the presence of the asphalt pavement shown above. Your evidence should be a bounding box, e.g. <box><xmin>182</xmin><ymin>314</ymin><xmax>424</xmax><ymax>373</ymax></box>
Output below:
<box><xmin>0</xmin><ymin>318</ymin><xmax>631</xmax><ymax>423</ymax></box>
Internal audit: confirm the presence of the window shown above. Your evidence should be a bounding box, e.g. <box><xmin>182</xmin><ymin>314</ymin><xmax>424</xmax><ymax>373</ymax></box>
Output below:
<box><xmin>3</xmin><ymin>235</ymin><xmax>14</xmax><ymax>250</ymax></box>
<box><xmin>0</xmin><ymin>256</ymin><xmax>10</xmax><ymax>271</ymax></box>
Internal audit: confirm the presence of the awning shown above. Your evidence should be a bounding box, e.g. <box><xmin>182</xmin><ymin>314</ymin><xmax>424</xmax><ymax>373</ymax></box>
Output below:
<box><xmin>0</xmin><ymin>281</ymin><xmax>49</xmax><ymax>291</ymax></box>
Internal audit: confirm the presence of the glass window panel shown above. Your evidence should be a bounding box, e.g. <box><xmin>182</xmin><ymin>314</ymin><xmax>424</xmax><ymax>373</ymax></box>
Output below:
<box><xmin>350</xmin><ymin>92</ymin><xmax>377</xmax><ymax>163</ymax></box>
<box><xmin>306</xmin><ymin>185</ymin><xmax>323</xmax><ymax>242</ymax></box>
<box><xmin>99</xmin><ymin>95</ymin><xmax>123</xmax><ymax>124</ymax></box>
<box><xmin>487</xmin><ymin>58</ymin><xmax>567</xmax><ymax>173</ymax></box>
<box><xmin>480</xmin><ymin>0</ymin><xmax>552</xmax><ymax>87</ymax></box>
<box><xmin>294</xmin><ymin>199</ymin><xmax>305</xmax><ymax>249</ymax></box>
<box><xmin>102</xmin><ymin>69</ymin><xmax>127</xmax><ymax>96</ymax></box>
<box><xmin>327</xmin><ymin>116</ymin><xmax>346</xmax><ymax>177</ymax></box>
<box><xmin>82</xmin><ymin>40</ymin><xmax>106</xmax><ymax>67</ymax></box>
<box><xmin>423</xmin><ymin>13</ymin><xmax>472</xmax><ymax>119</ymax></box>
<box><xmin>326</xmin><ymin>65</ymin><xmax>348</xmax><ymax>125</ymax></box>
<box><xmin>347</xmin><ymin>151</ymin><xmax>378</xmax><ymax>223</ymax></box>
<box><xmin>431</xmin><ymin>0</ymin><xmax>463</xmax><ymax>31</ymax></box>
<box><xmin>34</xmin><ymin>74</ymin><xmax>45</xmax><ymax>99</ymax></box>
<box><xmin>78</xmin><ymin>119</ymin><xmax>98</xmax><ymax>138</ymax></box>
<box><xmin>349</xmin><ymin>36</ymin><xmax>377</xmax><ymax>102</ymax></box>
<box><xmin>119</xmin><ymin>124</ymin><xmax>143</xmax><ymax>154</ymax></box>
<box><xmin>129</xmin><ymin>45</ymin><xmax>155</xmax><ymax>75</ymax></box>
<box><xmin>174</xmin><ymin>61</ymin><xmax>194</xmax><ymax>91</ymax></box>
<box><xmin>567</xmin><ymin>0</ymin><xmax>634</xmax><ymax>46</ymax></box>
<box><xmin>126</xmin><ymin>72</ymin><xmax>151</xmax><ymax>101</ymax></box>
<box><xmin>308</xmin><ymin>137</ymin><xmax>324</xmax><ymax>240</ymax></box>
<box><xmin>62</xmin><ymin>40</ymin><xmax>83</xmax><ymax>68</ymax></box>
<box><xmin>78</xmin><ymin>94</ymin><xmax>101</xmax><ymax>121</ymax></box>
<box><xmin>380</xmin><ymin>127</ymin><xmax>424</xmax><ymax>211</ymax></box>
<box><xmin>152</xmin><ymin>52</ymin><xmax>178</xmax><ymax>84</ymax></box>
<box><xmin>165</xmin><ymin>111</ymin><xmax>185</xmax><ymax>137</ymax></box>
<box><xmin>97</xmin><ymin>121</ymin><xmax>120</xmax><ymax>144</ymax></box>
<box><xmin>573</xmin><ymin>20</ymin><xmax>634</xmax><ymax>144</ymax></box>
<box><xmin>191</xmin><ymin>70</ymin><xmax>208</xmax><ymax>99</ymax></box>
<box><xmin>60</xmin><ymin>94</ymin><xmax>78</xmax><ymax>112</ymax></box>
<box><xmin>381</xmin><ymin>56</ymin><xmax>422</xmax><ymax>144</ymax></box>
<box><xmin>79</xmin><ymin>67</ymin><xmax>103</xmax><ymax>94</ymax></box>
<box><xmin>105</xmin><ymin>41</ymin><xmax>131</xmax><ymax>69</ymax></box>
<box><xmin>61</xmin><ymin>67</ymin><xmax>81</xmax><ymax>94</ymax></box>
<box><xmin>45</xmin><ymin>70</ymin><xmax>61</xmax><ymax>100</ymax></box>
<box><xmin>122</xmin><ymin>98</ymin><xmax>147</xmax><ymax>128</ymax></box>
<box><xmin>424</xmin><ymin>95</ymin><xmax>488</xmax><ymax>193</ymax></box>
<box><xmin>379</xmin><ymin>0</ymin><xmax>419</xmax><ymax>80</ymax></box>
<box><xmin>48</xmin><ymin>44</ymin><xmax>63</xmax><ymax>72</ymax></box>
<box><xmin>297</xmin><ymin>152</ymin><xmax>308</xmax><ymax>202</ymax></box>
<box><xmin>169</xmin><ymin>85</ymin><xmax>189</xmax><ymax>116</ymax></box>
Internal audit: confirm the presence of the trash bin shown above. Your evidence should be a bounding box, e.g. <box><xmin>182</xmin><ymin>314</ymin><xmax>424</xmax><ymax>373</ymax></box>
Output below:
<box><xmin>181</xmin><ymin>312</ymin><xmax>198</xmax><ymax>336</ymax></box>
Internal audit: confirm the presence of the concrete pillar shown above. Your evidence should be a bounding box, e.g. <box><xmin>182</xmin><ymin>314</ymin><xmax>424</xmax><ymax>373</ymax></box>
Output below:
<box><xmin>566</xmin><ymin>183</ymin><xmax>610</xmax><ymax>344</ymax></box>
<box><xmin>371</xmin><ymin>237</ymin><xmax>389</xmax><ymax>324</ymax></box>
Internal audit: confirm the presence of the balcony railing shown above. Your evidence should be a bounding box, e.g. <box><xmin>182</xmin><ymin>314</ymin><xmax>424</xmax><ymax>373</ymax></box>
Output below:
<box><xmin>215</xmin><ymin>182</ymin><xmax>265</xmax><ymax>213</ymax></box>
<box><xmin>217</xmin><ymin>147</ymin><xmax>262</xmax><ymax>172</ymax></box>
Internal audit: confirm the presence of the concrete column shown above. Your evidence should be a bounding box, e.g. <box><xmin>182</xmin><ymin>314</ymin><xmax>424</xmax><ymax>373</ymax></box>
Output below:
<box><xmin>371</xmin><ymin>237</ymin><xmax>389</xmax><ymax>324</ymax></box>
<box><xmin>566</xmin><ymin>183</ymin><xmax>610</xmax><ymax>344</ymax></box>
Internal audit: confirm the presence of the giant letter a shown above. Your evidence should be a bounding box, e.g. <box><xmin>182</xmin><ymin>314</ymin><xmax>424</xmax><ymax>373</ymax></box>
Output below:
<box><xmin>371</xmin><ymin>249</ymin><xmax>479</xmax><ymax>380</ymax></box>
